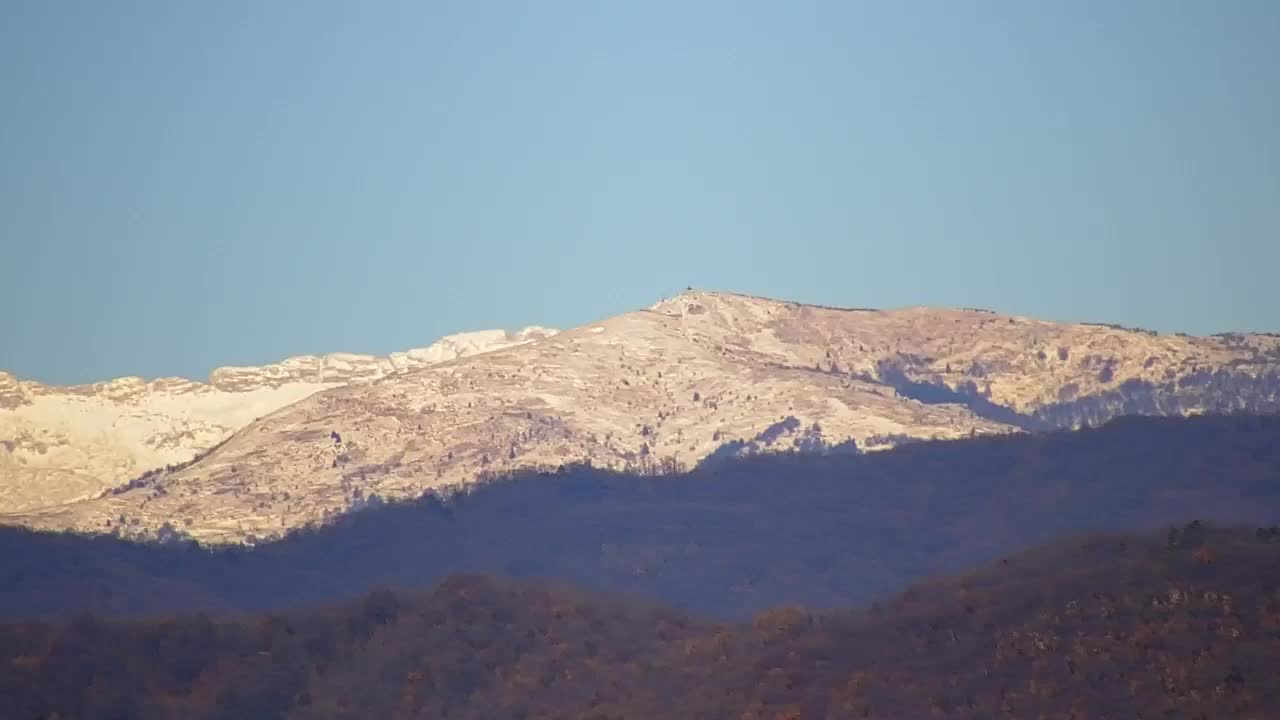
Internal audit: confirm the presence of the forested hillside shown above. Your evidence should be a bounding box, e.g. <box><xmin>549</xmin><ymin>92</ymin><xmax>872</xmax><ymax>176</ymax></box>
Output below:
<box><xmin>2</xmin><ymin>415</ymin><xmax>1278</xmax><ymax>619</ymax></box>
<box><xmin>4</xmin><ymin>525</ymin><xmax>1278</xmax><ymax>719</ymax></box>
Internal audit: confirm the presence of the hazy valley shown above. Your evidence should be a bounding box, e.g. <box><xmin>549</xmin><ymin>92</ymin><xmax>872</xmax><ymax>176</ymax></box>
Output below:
<box><xmin>6</xmin><ymin>522</ymin><xmax>1279</xmax><ymax>719</ymax></box>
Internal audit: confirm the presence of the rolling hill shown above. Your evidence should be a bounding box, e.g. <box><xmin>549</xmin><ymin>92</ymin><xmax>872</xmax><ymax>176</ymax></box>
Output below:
<box><xmin>4</xmin><ymin>524</ymin><xmax>1278</xmax><ymax>719</ymax></box>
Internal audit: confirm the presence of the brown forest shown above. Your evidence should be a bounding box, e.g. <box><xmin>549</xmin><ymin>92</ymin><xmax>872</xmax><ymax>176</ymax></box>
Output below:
<box><xmin>3</xmin><ymin>525</ymin><xmax>1280</xmax><ymax>719</ymax></box>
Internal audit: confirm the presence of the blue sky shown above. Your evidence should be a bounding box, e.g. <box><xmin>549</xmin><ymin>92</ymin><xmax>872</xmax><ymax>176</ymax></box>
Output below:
<box><xmin>2</xmin><ymin>1</ymin><xmax>1278</xmax><ymax>384</ymax></box>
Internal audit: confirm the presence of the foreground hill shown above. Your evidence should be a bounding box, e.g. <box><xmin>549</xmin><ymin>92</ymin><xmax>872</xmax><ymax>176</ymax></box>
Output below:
<box><xmin>9</xmin><ymin>291</ymin><xmax>1280</xmax><ymax>542</ymax></box>
<box><xmin>2</xmin><ymin>415</ymin><xmax>1278</xmax><ymax>619</ymax></box>
<box><xmin>0</xmin><ymin>327</ymin><xmax>555</xmax><ymax>512</ymax></box>
<box><xmin>4</xmin><ymin>525</ymin><xmax>1279</xmax><ymax>719</ymax></box>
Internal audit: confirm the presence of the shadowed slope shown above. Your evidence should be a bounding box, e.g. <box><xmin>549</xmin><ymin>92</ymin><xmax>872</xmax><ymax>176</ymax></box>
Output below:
<box><xmin>1</xmin><ymin>414</ymin><xmax>1278</xmax><ymax>620</ymax></box>
<box><xmin>3</xmin><ymin>525</ymin><xmax>1279</xmax><ymax>719</ymax></box>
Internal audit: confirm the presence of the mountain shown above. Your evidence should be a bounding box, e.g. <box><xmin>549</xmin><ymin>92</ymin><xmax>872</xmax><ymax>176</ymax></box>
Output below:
<box><xmin>0</xmin><ymin>327</ymin><xmax>555</xmax><ymax>513</ymax></box>
<box><xmin>2</xmin><ymin>415</ymin><xmax>1278</xmax><ymax>620</ymax></box>
<box><xmin>5</xmin><ymin>525</ymin><xmax>1279</xmax><ymax>720</ymax></box>
<box><xmin>5</xmin><ymin>290</ymin><xmax>1279</xmax><ymax>541</ymax></box>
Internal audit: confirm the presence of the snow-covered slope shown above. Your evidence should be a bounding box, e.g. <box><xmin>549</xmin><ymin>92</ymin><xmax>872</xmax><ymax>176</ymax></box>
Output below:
<box><xmin>0</xmin><ymin>327</ymin><xmax>556</xmax><ymax>512</ymax></box>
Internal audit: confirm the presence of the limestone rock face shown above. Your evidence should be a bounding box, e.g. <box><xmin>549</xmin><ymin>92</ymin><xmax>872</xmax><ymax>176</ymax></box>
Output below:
<box><xmin>5</xmin><ymin>291</ymin><xmax>1279</xmax><ymax>543</ymax></box>
<box><xmin>0</xmin><ymin>328</ymin><xmax>555</xmax><ymax>513</ymax></box>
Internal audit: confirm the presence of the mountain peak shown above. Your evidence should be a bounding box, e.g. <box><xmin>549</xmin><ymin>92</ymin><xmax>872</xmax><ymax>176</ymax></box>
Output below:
<box><xmin>6</xmin><ymin>294</ymin><xmax>1280</xmax><ymax>541</ymax></box>
<box><xmin>8</xmin><ymin>293</ymin><xmax>1279</xmax><ymax>543</ymax></box>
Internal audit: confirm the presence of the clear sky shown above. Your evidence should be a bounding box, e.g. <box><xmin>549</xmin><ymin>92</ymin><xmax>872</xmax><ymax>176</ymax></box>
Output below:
<box><xmin>2</xmin><ymin>1</ymin><xmax>1278</xmax><ymax>385</ymax></box>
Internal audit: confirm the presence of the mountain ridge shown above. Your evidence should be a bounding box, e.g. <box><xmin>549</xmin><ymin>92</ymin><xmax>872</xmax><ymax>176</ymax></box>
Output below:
<box><xmin>4</xmin><ymin>290</ymin><xmax>1279</xmax><ymax>540</ymax></box>
<box><xmin>0</xmin><ymin>326</ymin><xmax>557</xmax><ymax>511</ymax></box>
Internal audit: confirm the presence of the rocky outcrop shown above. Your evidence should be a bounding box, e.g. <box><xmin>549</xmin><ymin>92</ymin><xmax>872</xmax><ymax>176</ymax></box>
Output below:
<box><xmin>0</xmin><ymin>327</ymin><xmax>556</xmax><ymax>512</ymax></box>
<box><xmin>0</xmin><ymin>372</ymin><xmax>30</xmax><ymax>410</ymax></box>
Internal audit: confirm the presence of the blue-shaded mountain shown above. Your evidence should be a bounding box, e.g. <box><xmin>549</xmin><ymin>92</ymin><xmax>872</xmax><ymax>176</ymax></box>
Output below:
<box><xmin>5</xmin><ymin>523</ymin><xmax>1280</xmax><ymax>719</ymax></box>
<box><xmin>2</xmin><ymin>414</ymin><xmax>1279</xmax><ymax>620</ymax></box>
